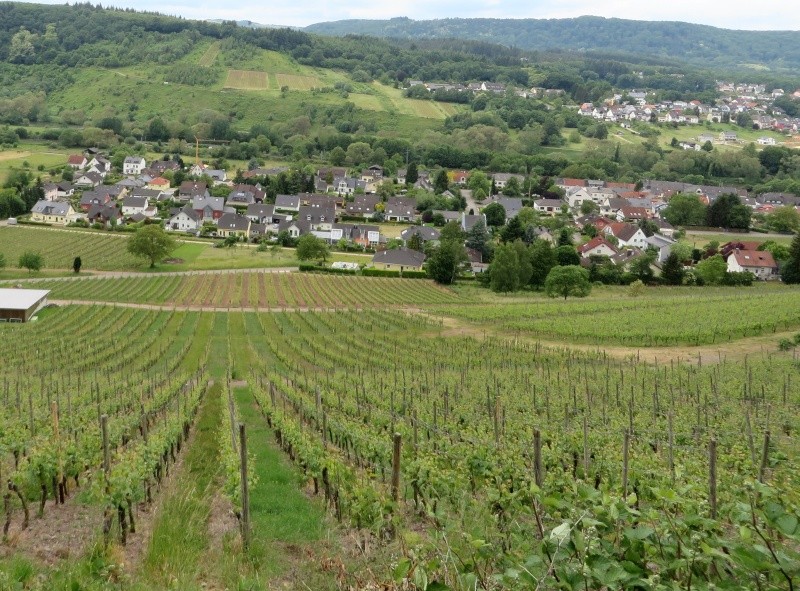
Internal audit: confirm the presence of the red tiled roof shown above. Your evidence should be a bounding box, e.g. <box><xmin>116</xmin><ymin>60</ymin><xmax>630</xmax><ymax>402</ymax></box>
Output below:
<box><xmin>729</xmin><ymin>249</ymin><xmax>777</xmax><ymax>269</ymax></box>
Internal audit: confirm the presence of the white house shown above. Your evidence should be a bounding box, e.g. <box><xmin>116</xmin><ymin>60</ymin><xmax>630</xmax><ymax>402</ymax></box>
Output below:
<box><xmin>726</xmin><ymin>249</ymin><xmax>778</xmax><ymax>280</ymax></box>
<box><xmin>167</xmin><ymin>205</ymin><xmax>201</xmax><ymax>232</ymax></box>
<box><xmin>604</xmin><ymin>223</ymin><xmax>648</xmax><ymax>249</ymax></box>
<box><xmin>123</xmin><ymin>156</ymin><xmax>147</xmax><ymax>175</ymax></box>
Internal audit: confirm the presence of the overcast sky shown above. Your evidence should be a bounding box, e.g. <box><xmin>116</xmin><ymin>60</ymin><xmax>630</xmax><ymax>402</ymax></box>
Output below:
<box><xmin>34</xmin><ymin>0</ymin><xmax>800</xmax><ymax>30</ymax></box>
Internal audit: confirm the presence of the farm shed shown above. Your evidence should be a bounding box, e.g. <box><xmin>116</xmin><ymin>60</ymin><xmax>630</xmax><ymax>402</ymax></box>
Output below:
<box><xmin>0</xmin><ymin>289</ymin><xmax>51</xmax><ymax>323</ymax></box>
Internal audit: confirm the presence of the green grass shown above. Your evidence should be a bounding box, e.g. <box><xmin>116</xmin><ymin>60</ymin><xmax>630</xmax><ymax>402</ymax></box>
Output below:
<box><xmin>683</xmin><ymin>230</ymin><xmax>794</xmax><ymax>246</ymax></box>
<box><xmin>0</xmin><ymin>142</ymin><xmax>69</xmax><ymax>184</ymax></box>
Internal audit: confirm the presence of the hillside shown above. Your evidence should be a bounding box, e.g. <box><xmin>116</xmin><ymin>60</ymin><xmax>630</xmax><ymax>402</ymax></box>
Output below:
<box><xmin>305</xmin><ymin>16</ymin><xmax>800</xmax><ymax>73</ymax></box>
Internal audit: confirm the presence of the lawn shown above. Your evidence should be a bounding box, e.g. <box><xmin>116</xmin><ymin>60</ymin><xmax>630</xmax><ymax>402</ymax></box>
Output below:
<box><xmin>683</xmin><ymin>230</ymin><xmax>794</xmax><ymax>246</ymax></box>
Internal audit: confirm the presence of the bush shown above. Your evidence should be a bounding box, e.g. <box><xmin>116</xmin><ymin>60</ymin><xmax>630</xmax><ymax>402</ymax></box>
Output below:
<box><xmin>721</xmin><ymin>271</ymin><xmax>755</xmax><ymax>286</ymax></box>
<box><xmin>298</xmin><ymin>264</ymin><xmax>357</xmax><ymax>275</ymax></box>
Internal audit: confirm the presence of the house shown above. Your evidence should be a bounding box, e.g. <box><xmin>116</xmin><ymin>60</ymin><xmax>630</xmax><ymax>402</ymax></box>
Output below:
<box><xmin>431</xmin><ymin>210</ymin><xmax>461</xmax><ymax>223</ymax></box>
<box><xmin>246</xmin><ymin>203</ymin><xmax>281</xmax><ymax>225</ymax></box>
<box><xmin>577</xmin><ymin>236</ymin><xmax>619</xmax><ymax>259</ymax></box>
<box><xmin>448</xmin><ymin>170</ymin><xmax>471</xmax><ymax>185</ymax></box>
<box><xmin>346</xmin><ymin>194</ymin><xmax>380</xmax><ymax>218</ymax></box>
<box><xmin>616</xmin><ymin>207</ymin><xmax>651</xmax><ymax>222</ymax></box>
<box><xmin>301</xmin><ymin>193</ymin><xmax>341</xmax><ymax>209</ymax></box>
<box><xmin>400</xmin><ymin>226</ymin><xmax>440</xmax><ymax>245</ymax></box>
<box><xmin>720</xmin><ymin>241</ymin><xmax>763</xmax><ymax>259</ymax></box>
<box><xmin>167</xmin><ymin>205</ymin><xmax>201</xmax><ymax>232</ymax></box>
<box><xmin>43</xmin><ymin>182</ymin><xmax>75</xmax><ymax>201</ymax></box>
<box><xmin>121</xmin><ymin>195</ymin><xmax>156</xmax><ymax>218</ymax></box>
<box><xmin>372</xmin><ymin>248</ymin><xmax>426</xmax><ymax>271</ymax></box>
<box><xmin>147</xmin><ymin>177</ymin><xmax>172</xmax><ymax>192</ymax></box>
<box><xmin>461</xmin><ymin>212</ymin><xmax>486</xmax><ymax>232</ymax></box>
<box><xmin>534</xmin><ymin>198</ymin><xmax>564</xmax><ymax>215</ymax></box>
<box><xmin>192</xmin><ymin>196</ymin><xmax>226</xmax><ymax>223</ymax></box>
<box><xmin>334</xmin><ymin>177</ymin><xmax>368</xmax><ymax>195</ymax></box>
<box><xmin>277</xmin><ymin>219</ymin><xmax>305</xmax><ymax>239</ymax></box>
<box><xmin>86</xmin><ymin>204</ymin><xmax>121</xmax><ymax>226</ymax></box>
<box><xmin>360</xmin><ymin>165</ymin><xmax>384</xmax><ymax>182</ymax></box>
<box><xmin>67</xmin><ymin>154</ymin><xmax>88</xmax><ymax>170</ymax></box>
<box><xmin>226</xmin><ymin>184</ymin><xmax>263</xmax><ymax>208</ymax></box>
<box><xmin>216</xmin><ymin>213</ymin><xmax>251</xmax><ymax>239</ymax></box>
<box><xmin>179</xmin><ymin>181</ymin><xmax>209</xmax><ymax>201</ymax></box>
<box><xmin>79</xmin><ymin>190</ymin><xmax>113</xmax><ymax>212</ymax></box>
<box><xmin>0</xmin><ymin>288</ymin><xmax>50</xmax><ymax>323</ymax></box>
<box><xmin>30</xmin><ymin>200</ymin><xmax>76</xmax><ymax>225</ymax></box>
<box><xmin>757</xmin><ymin>136</ymin><xmax>777</xmax><ymax>146</ymax></box>
<box><xmin>73</xmin><ymin>172</ymin><xmax>104</xmax><ymax>188</ymax></box>
<box><xmin>719</xmin><ymin>131</ymin><xmax>738</xmax><ymax>142</ymax></box>
<box><xmin>275</xmin><ymin>194</ymin><xmax>301</xmax><ymax>213</ymax></box>
<box><xmin>87</xmin><ymin>156</ymin><xmax>112</xmax><ymax>175</ymax></box>
<box><xmin>652</xmin><ymin>218</ymin><xmax>675</xmax><ymax>238</ymax></box>
<box><xmin>385</xmin><ymin>198</ymin><xmax>418</xmax><ymax>222</ymax></box>
<box><xmin>493</xmin><ymin>197</ymin><xmax>524</xmax><ymax>221</ymax></box>
<box><xmin>726</xmin><ymin>249</ymin><xmax>778</xmax><ymax>280</ymax></box>
<box><xmin>149</xmin><ymin>160</ymin><xmax>182</xmax><ymax>175</ymax></box>
<box><xmin>331</xmin><ymin>223</ymin><xmax>381</xmax><ymax>247</ymax></box>
<box><xmin>644</xmin><ymin>234</ymin><xmax>676</xmax><ymax>263</ymax></box>
<box><xmin>603</xmin><ymin>223</ymin><xmax>648</xmax><ymax>248</ymax></box>
<box><xmin>123</xmin><ymin>156</ymin><xmax>147</xmax><ymax>175</ymax></box>
<box><xmin>298</xmin><ymin>205</ymin><xmax>335</xmax><ymax>230</ymax></box>
<box><xmin>492</xmin><ymin>173</ymin><xmax>524</xmax><ymax>190</ymax></box>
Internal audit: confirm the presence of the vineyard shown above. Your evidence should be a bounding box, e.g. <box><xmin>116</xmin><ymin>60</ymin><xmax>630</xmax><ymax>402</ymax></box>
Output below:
<box><xmin>433</xmin><ymin>286</ymin><xmax>800</xmax><ymax>346</ymax></box>
<box><xmin>1</xmin><ymin>288</ymin><xmax>799</xmax><ymax>589</ymax></box>
<box><xmin>17</xmin><ymin>271</ymin><xmax>464</xmax><ymax>307</ymax></box>
<box><xmin>221</xmin><ymin>308</ymin><xmax>800</xmax><ymax>590</ymax></box>
<box><xmin>0</xmin><ymin>226</ymin><xmax>142</xmax><ymax>271</ymax></box>
<box><xmin>0</xmin><ymin>305</ymin><xmax>213</xmax><ymax>550</ymax></box>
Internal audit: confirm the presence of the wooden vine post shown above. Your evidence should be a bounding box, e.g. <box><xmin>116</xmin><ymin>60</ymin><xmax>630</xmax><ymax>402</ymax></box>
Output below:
<box><xmin>101</xmin><ymin>414</ymin><xmax>113</xmax><ymax>545</ymax></box>
<box><xmin>622</xmin><ymin>429</ymin><xmax>630</xmax><ymax>499</ymax></box>
<box><xmin>239</xmin><ymin>423</ymin><xmax>251</xmax><ymax>550</ymax></box>
<box><xmin>709</xmin><ymin>437</ymin><xmax>717</xmax><ymax>519</ymax></box>
<box><xmin>758</xmin><ymin>430</ymin><xmax>770</xmax><ymax>483</ymax></box>
<box><xmin>391</xmin><ymin>433</ymin><xmax>402</xmax><ymax>503</ymax></box>
<box><xmin>533</xmin><ymin>429</ymin><xmax>543</xmax><ymax>488</ymax></box>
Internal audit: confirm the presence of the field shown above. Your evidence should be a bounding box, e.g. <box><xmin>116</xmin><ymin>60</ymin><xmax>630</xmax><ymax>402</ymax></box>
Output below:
<box><xmin>274</xmin><ymin>73</ymin><xmax>321</xmax><ymax>90</ymax></box>
<box><xmin>198</xmin><ymin>41</ymin><xmax>221</xmax><ymax>67</ymax></box>
<box><xmin>0</xmin><ymin>226</ymin><xmax>143</xmax><ymax>271</ymax></box>
<box><xmin>19</xmin><ymin>270</ymin><xmax>464</xmax><ymax>307</ymax></box>
<box><xmin>0</xmin><ymin>144</ymin><xmax>68</xmax><ymax>184</ymax></box>
<box><xmin>224</xmin><ymin>69</ymin><xmax>269</xmax><ymax>90</ymax></box>
<box><xmin>2</xmin><ymin>221</ymin><xmax>800</xmax><ymax>590</ymax></box>
<box><xmin>434</xmin><ymin>285</ymin><xmax>800</xmax><ymax>346</ymax></box>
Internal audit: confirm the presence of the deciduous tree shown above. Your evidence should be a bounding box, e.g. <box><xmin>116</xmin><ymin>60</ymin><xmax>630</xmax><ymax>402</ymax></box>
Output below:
<box><xmin>127</xmin><ymin>225</ymin><xmax>176</xmax><ymax>268</ymax></box>
<box><xmin>544</xmin><ymin>265</ymin><xmax>591</xmax><ymax>300</ymax></box>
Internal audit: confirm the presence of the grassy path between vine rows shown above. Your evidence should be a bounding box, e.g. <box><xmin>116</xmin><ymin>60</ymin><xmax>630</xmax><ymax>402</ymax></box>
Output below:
<box><xmin>140</xmin><ymin>316</ymin><xmax>337</xmax><ymax>590</ymax></box>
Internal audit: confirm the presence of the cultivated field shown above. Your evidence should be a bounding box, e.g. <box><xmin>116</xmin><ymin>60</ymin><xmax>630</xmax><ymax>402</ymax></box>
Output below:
<box><xmin>0</xmin><ymin>226</ymin><xmax>143</xmax><ymax>271</ymax></box>
<box><xmin>435</xmin><ymin>286</ymin><xmax>800</xmax><ymax>346</ymax></box>
<box><xmin>3</xmin><ymin>227</ymin><xmax>799</xmax><ymax>590</ymax></box>
<box><xmin>224</xmin><ymin>69</ymin><xmax>269</xmax><ymax>90</ymax></box>
<box><xmin>198</xmin><ymin>41</ymin><xmax>221</xmax><ymax>67</ymax></box>
<box><xmin>274</xmin><ymin>73</ymin><xmax>321</xmax><ymax>90</ymax></box>
<box><xmin>20</xmin><ymin>271</ymin><xmax>464</xmax><ymax>307</ymax></box>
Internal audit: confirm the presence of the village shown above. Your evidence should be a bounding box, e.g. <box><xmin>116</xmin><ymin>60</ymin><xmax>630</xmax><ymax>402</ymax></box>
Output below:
<box><xmin>21</xmin><ymin>143</ymin><xmax>798</xmax><ymax>279</ymax></box>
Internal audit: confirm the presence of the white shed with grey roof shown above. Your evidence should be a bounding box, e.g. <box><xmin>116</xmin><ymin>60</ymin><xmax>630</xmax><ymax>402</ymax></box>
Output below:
<box><xmin>0</xmin><ymin>289</ymin><xmax>51</xmax><ymax>322</ymax></box>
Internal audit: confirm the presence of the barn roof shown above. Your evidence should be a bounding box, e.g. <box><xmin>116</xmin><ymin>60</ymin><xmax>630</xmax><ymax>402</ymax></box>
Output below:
<box><xmin>0</xmin><ymin>289</ymin><xmax>51</xmax><ymax>310</ymax></box>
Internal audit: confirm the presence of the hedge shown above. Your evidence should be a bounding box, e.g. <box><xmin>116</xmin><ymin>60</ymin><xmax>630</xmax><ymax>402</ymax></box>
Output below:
<box><xmin>298</xmin><ymin>264</ymin><xmax>358</xmax><ymax>275</ymax></box>
<box><xmin>16</xmin><ymin>219</ymin><xmax>52</xmax><ymax>227</ymax></box>
<box><xmin>361</xmin><ymin>268</ymin><xmax>429</xmax><ymax>278</ymax></box>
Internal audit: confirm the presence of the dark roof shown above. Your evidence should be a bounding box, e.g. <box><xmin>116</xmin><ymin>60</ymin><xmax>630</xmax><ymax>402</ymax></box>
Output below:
<box><xmin>217</xmin><ymin>213</ymin><xmax>250</xmax><ymax>231</ymax></box>
<box><xmin>401</xmin><ymin>226</ymin><xmax>440</xmax><ymax>242</ymax></box>
<box><xmin>372</xmin><ymin>248</ymin><xmax>426</xmax><ymax>268</ymax></box>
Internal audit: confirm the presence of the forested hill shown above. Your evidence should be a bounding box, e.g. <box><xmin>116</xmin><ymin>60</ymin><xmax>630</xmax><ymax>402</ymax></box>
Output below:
<box><xmin>305</xmin><ymin>16</ymin><xmax>800</xmax><ymax>73</ymax></box>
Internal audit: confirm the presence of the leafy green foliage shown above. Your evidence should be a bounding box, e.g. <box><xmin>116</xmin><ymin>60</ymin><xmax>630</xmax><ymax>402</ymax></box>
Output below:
<box><xmin>425</xmin><ymin>239</ymin><xmax>468</xmax><ymax>284</ymax></box>
<box><xmin>544</xmin><ymin>265</ymin><xmax>591</xmax><ymax>299</ymax></box>
<box><xmin>127</xmin><ymin>225</ymin><xmax>177</xmax><ymax>268</ymax></box>
<box><xmin>295</xmin><ymin>234</ymin><xmax>330</xmax><ymax>263</ymax></box>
